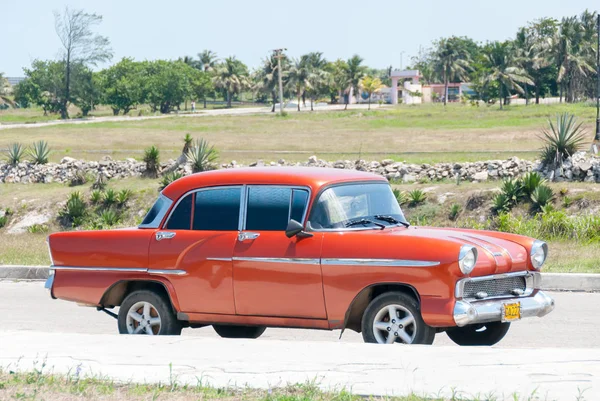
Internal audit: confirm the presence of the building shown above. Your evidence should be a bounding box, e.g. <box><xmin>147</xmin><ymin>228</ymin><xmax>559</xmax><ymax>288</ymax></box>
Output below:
<box><xmin>6</xmin><ymin>77</ymin><xmax>25</xmax><ymax>86</ymax></box>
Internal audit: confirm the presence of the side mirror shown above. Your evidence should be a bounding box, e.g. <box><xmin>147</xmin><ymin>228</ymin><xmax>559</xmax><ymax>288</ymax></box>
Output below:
<box><xmin>285</xmin><ymin>219</ymin><xmax>312</xmax><ymax>238</ymax></box>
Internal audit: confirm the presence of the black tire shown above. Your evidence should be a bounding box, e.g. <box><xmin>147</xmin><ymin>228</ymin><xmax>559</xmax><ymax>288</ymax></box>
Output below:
<box><xmin>213</xmin><ymin>325</ymin><xmax>266</xmax><ymax>339</ymax></box>
<box><xmin>361</xmin><ymin>292</ymin><xmax>435</xmax><ymax>345</ymax></box>
<box><xmin>118</xmin><ymin>290</ymin><xmax>182</xmax><ymax>335</ymax></box>
<box><xmin>446</xmin><ymin>322</ymin><xmax>510</xmax><ymax>346</ymax></box>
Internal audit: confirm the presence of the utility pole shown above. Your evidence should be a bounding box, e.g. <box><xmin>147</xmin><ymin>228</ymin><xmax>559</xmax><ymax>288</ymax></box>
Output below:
<box><xmin>594</xmin><ymin>14</ymin><xmax>600</xmax><ymax>154</ymax></box>
<box><xmin>273</xmin><ymin>48</ymin><xmax>286</xmax><ymax>115</ymax></box>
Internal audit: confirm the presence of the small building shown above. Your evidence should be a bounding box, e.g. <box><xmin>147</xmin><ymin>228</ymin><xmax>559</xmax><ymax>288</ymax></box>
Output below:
<box><xmin>390</xmin><ymin>70</ymin><xmax>423</xmax><ymax>105</ymax></box>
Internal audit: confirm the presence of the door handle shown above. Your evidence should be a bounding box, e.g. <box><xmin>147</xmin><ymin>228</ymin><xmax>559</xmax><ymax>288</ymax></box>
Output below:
<box><xmin>156</xmin><ymin>231</ymin><xmax>176</xmax><ymax>241</ymax></box>
<box><xmin>238</xmin><ymin>232</ymin><xmax>260</xmax><ymax>242</ymax></box>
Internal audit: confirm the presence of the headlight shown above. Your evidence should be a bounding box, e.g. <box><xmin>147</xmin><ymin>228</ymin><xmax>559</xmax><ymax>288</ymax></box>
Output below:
<box><xmin>458</xmin><ymin>245</ymin><xmax>478</xmax><ymax>275</ymax></box>
<box><xmin>530</xmin><ymin>240</ymin><xmax>548</xmax><ymax>270</ymax></box>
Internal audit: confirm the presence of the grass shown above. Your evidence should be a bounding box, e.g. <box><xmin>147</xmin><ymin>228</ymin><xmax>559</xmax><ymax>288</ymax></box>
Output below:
<box><xmin>0</xmin><ymin>367</ymin><xmax>549</xmax><ymax>401</ymax></box>
<box><xmin>0</xmin><ymin>103</ymin><xmax>597</xmax><ymax>165</ymax></box>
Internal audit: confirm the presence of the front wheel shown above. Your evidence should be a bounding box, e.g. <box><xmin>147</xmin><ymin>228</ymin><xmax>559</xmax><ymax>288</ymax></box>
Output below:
<box><xmin>446</xmin><ymin>322</ymin><xmax>510</xmax><ymax>346</ymax></box>
<box><xmin>118</xmin><ymin>290</ymin><xmax>182</xmax><ymax>335</ymax></box>
<box><xmin>213</xmin><ymin>325</ymin><xmax>266</xmax><ymax>339</ymax></box>
<box><xmin>361</xmin><ymin>292</ymin><xmax>435</xmax><ymax>345</ymax></box>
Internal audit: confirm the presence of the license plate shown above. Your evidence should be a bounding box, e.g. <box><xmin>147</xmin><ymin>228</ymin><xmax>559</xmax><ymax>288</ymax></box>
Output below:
<box><xmin>503</xmin><ymin>302</ymin><xmax>521</xmax><ymax>321</ymax></box>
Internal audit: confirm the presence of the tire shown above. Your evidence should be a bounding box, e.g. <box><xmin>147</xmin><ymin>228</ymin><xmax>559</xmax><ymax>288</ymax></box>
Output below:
<box><xmin>213</xmin><ymin>325</ymin><xmax>266</xmax><ymax>339</ymax></box>
<box><xmin>118</xmin><ymin>290</ymin><xmax>182</xmax><ymax>335</ymax></box>
<box><xmin>361</xmin><ymin>292</ymin><xmax>435</xmax><ymax>345</ymax></box>
<box><xmin>446</xmin><ymin>322</ymin><xmax>510</xmax><ymax>346</ymax></box>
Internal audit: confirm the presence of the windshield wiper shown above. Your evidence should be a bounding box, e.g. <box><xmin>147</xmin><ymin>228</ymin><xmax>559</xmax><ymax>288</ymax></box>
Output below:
<box><xmin>345</xmin><ymin>219</ymin><xmax>385</xmax><ymax>229</ymax></box>
<box><xmin>374</xmin><ymin>215</ymin><xmax>410</xmax><ymax>228</ymax></box>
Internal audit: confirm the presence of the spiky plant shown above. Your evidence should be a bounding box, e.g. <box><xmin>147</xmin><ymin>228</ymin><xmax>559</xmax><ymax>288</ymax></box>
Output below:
<box><xmin>521</xmin><ymin>172</ymin><xmax>545</xmax><ymax>197</ymax></box>
<box><xmin>59</xmin><ymin>192</ymin><xmax>87</xmax><ymax>226</ymax></box>
<box><xmin>531</xmin><ymin>185</ymin><xmax>555</xmax><ymax>213</ymax></box>
<box><xmin>159</xmin><ymin>171</ymin><xmax>184</xmax><ymax>191</ymax></box>
<box><xmin>28</xmin><ymin>141</ymin><xmax>50</xmax><ymax>164</ymax></box>
<box><xmin>90</xmin><ymin>190</ymin><xmax>103</xmax><ymax>204</ymax></box>
<box><xmin>500</xmin><ymin>178</ymin><xmax>524</xmax><ymax>206</ymax></box>
<box><xmin>187</xmin><ymin>139</ymin><xmax>218</xmax><ymax>173</ymax></box>
<box><xmin>100</xmin><ymin>209</ymin><xmax>119</xmax><ymax>227</ymax></box>
<box><xmin>449</xmin><ymin>203</ymin><xmax>462</xmax><ymax>221</ymax></box>
<box><xmin>407</xmin><ymin>189</ymin><xmax>427</xmax><ymax>207</ymax></box>
<box><xmin>5</xmin><ymin>143</ymin><xmax>25</xmax><ymax>165</ymax></box>
<box><xmin>492</xmin><ymin>193</ymin><xmax>511</xmax><ymax>214</ymax></box>
<box><xmin>539</xmin><ymin>113</ymin><xmax>588</xmax><ymax>168</ymax></box>
<box><xmin>392</xmin><ymin>188</ymin><xmax>408</xmax><ymax>206</ymax></box>
<box><xmin>143</xmin><ymin>146</ymin><xmax>160</xmax><ymax>178</ymax></box>
<box><xmin>117</xmin><ymin>189</ymin><xmax>133</xmax><ymax>206</ymax></box>
<box><xmin>103</xmin><ymin>189</ymin><xmax>117</xmax><ymax>206</ymax></box>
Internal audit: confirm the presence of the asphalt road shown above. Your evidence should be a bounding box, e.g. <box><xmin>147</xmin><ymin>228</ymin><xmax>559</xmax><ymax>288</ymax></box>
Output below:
<box><xmin>1</xmin><ymin>281</ymin><xmax>597</xmax><ymax>348</ymax></box>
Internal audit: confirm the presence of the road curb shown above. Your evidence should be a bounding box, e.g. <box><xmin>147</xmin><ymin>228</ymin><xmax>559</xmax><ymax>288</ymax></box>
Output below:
<box><xmin>1</xmin><ymin>266</ymin><xmax>598</xmax><ymax>292</ymax></box>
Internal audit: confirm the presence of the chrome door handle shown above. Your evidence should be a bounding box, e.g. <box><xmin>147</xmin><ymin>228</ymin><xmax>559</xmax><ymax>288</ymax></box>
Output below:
<box><xmin>156</xmin><ymin>231</ymin><xmax>176</xmax><ymax>241</ymax></box>
<box><xmin>238</xmin><ymin>232</ymin><xmax>260</xmax><ymax>242</ymax></box>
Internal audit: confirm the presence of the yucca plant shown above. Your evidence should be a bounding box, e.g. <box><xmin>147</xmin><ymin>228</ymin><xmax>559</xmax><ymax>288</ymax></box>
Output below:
<box><xmin>117</xmin><ymin>189</ymin><xmax>133</xmax><ymax>206</ymax></box>
<box><xmin>539</xmin><ymin>113</ymin><xmax>588</xmax><ymax>168</ymax></box>
<box><xmin>531</xmin><ymin>185</ymin><xmax>555</xmax><ymax>213</ymax></box>
<box><xmin>159</xmin><ymin>171</ymin><xmax>184</xmax><ymax>190</ymax></box>
<box><xmin>143</xmin><ymin>145</ymin><xmax>160</xmax><ymax>178</ymax></box>
<box><xmin>492</xmin><ymin>193</ymin><xmax>511</xmax><ymax>214</ymax></box>
<box><xmin>183</xmin><ymin>134</ymin><xmax>193</xmax><ymax>155</ymax></box>
<box><xmin>100</xmin><ymin>209</ymin><xmax>119</xmax><ymax>227</ymax></box>
<box><xmin>90</xmin><ymin>190</ymin><xmax>103</xmax><ymax>204</ymax></box>
<box><xmin>59</xmin><ymin>192</ymin><xmax>87</xmax><ymax>226</ymax></box>
<box><xmin>521</xmin><ymin>172</ymin><xmax>545</xmax><ymax>197</ymax></box>
<box><xmin>500</xmin><ymin>178</ymin><xmax>524</xmax><ymax>206</ymax></box>
<box><xmin>28</xmin><ymin>140</ymin><xmax>50</xmax><ymax>164</ymax></box>
<box><xmin>407</xmin><ymin>189</ymin><xmax>427</xmax><ymax>207</ymax></box>
<box><xmin>187</xmin><ymin>139</ymin><xmax>218</xmax><ymax>173</ymax></box>
<box><xmin>448</xmin><ymin>203</ymin><xmax>462</xmax><ymax>221</ymax></box>
<box><xmin>103</xmin><ymin>189</ymin><xmax>117</xmax><ymax>206</ymax></box>
<box><xmin>5</xmin><ymin>143</ymin><xmax>25</xmax><ymax>165</ymax></box>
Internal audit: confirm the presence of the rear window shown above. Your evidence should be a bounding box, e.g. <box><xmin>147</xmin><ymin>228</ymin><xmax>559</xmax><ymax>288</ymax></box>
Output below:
<box><xmin>139</xmin><ymin>195</ymin><xmax>173</xmax><ymax>228</ymax></box>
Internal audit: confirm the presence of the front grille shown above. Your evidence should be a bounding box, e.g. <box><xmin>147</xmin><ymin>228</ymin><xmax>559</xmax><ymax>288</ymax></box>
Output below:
<box><xmin>463</xmin><ymin>276</ymin><xmax>527</xmax><ymax>299</ymax></box>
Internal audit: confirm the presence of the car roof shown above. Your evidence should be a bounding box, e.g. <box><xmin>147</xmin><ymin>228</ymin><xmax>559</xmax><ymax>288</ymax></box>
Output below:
<box><xmin>161</xmin><ymin>167</ymin><xmax>387</xmax><ymax>200</ymax></box>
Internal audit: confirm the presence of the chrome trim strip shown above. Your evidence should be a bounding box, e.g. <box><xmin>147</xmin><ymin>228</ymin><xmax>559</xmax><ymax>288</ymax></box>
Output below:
<box><xmin>232</xmin><ymin>257</ymin><xmax>320</xmax><ymax>265</ymax></box>
<box><xmin>51</xmin><ymin>266</ymin><xmax>148</xmax><ymax>273</ymax></box>
<box><xmin>455</xmin><ymin>271</ymin><xmax>536</xmax><ymax>300</ymax></box>
<box><xmin>206</xmin><ymin>257</ymin><xmax>233</xmax><ymax>262</ymax></box>
<box><xmin>321</xmin><ymin>258</ymin><xmax>440</xmax><ymax>267</ymax></box>
<box><xmin>147</xmin><ymin>269</ymin><xmax>186</xmax><ymax>276</ymax></box>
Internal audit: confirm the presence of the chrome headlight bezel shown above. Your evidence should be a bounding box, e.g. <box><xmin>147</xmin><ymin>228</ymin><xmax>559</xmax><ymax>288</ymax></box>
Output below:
<box><xmin>530</xmin><ymin>240</ymin><xmax>548</xmax><ymax>270</ymax></box>
<box><xmin>458</xmin><ymin>245</ymin><xmax>478</xmax><ymax>275</ymax></box>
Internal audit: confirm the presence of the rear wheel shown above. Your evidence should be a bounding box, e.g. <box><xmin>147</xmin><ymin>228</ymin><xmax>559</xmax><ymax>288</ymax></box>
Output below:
<box><xmin>361</xmin><ymin>292</ymin><xmax>435</xmax><ymax>345</ymax></box>
<box><xmin>118</xmin><ymin>290</ymin><xmax>182</xmax><ymax>335</ymax></box>
<box><xmin>446</xmin><ymin>322</ymin><xmax>510</xmax><ymax>346</ymax></box>
<box><xmin>213</xmin><ymin>325</ymin><xmax>266</xmax><ymax>339</ymax></box>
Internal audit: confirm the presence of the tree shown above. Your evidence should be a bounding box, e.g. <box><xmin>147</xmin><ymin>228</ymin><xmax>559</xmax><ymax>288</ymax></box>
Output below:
<box><xmin>481</xmin><ymin>41</ymin><xmax>533</xmax><ymax>109</ymax></box>
<box><xmin>304</xmin><ymin>52</ymin><xmax>330</xmax><ymax>111</ymax></box>
<box><xmin>142</xmin><ymin>60</ymin><xmax>198</xmax><ymax>114</ymax></box>
<box><xmin>324</xmin><ymin>59</ymin><xmax>350</xmax><ymax>104</ymax></box>
<box><xmin>255</xmin><ymin>54</ymin><xmax>289</xmax><ymax>112</ymax></box>
<box><xmin>431</xmin><ymin>37</ymin><xmax>472</xmax><ymax>105</ymax></box>
<box><xmin>213</xmin><ymin>57</ymin><xmax>249</xmax><ymax>108</ymax></box>
<box><xmin>359</xmin><ymin>76</ymin><xmax>384</xmax><ymax>109</ymax></box>
<box><xmin>16</xmin><ymin>60</ymin><xmax>66</xmax><ymax>115</ymax></box>
<box><xmin>98</xmin><ymin>58</ymin><xmax>144</xmax><ymax>115</ymax></box>
<box><xmin>287</xmin><ymin>56</ymin><xmax>311</xmax><ymax>111</ymax></box>
<box><xmin>71</xmin><ymin>65</ymin><xmax>100</xmax><ymax>116</ymax></box>
<box><xmin>346</xmin><ymin>55</ymin><xmax>367</xmax><ymax>109</ymax></box>
<box><xmin>54</xmin><ymin>7</ymin><xmax>112</xmax><ymax>119</ymax></box>
<box><xmin>197</xmin><ymin>50</ymin><xmax>219</xmax><ymax>108</ymax></box>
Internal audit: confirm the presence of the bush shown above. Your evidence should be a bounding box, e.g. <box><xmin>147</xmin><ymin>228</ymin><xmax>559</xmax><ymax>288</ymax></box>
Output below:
<box><xmin>117</xmin><ymin>189</ymin><xmax>133</xmax><ymax>206</ymax></box>
<box><xmin>28</xmin><ymin>140</ymin><xmax>50</xmax><ymax>164</ymax></box>
<box><xmin>500</xmin><ymin>178</ymin><xmax>524</xmax><ymax>206</ymax></box>
<box><xmin>100</xmin><ymin>209</ymin><xmax>119</xmax><ymax>227</ymax></box>
<box><xmin>143</xmin><ymin>146</ymin><xmax>160</xmax><ymax>178</ymax></box>
<box><xmin>5</xmin><ymin>143</ymin><xmax>25</xmax><ymax>165</ymax></box>
<box><xmin>187</xmin><ymin>139</ymin><xmax>218</xmax><ymax>173</ymax></box>
<box><xmin>530</xmin><ymin>185</ymin><xmax>555</xmax><ymax>213</ymax></box>
<box><xmin>0</xmin><ymin>215</ymin><xmax>7</xmax><ymax>229</ymax></box>
<box><xmin>159</xmin><ymin>171</ymin><xmax>183</xmax><ymax>190</ymax></box>
<box><xmin>59</xmin><ymin>192</ymin><xmax>87</xmax><ymax>227</ymax></box>
<box><xmin>492</xmin><ymin>193</ymin><xmax>511</xmax><ymax>214</ymax></box>
<box><xmin>539</xmin><ymin>113</ymin><xmax>588</xmax><ymax>167</ymax></box>
<box><xmin>521</xmin><ymin>172</ymin><xmax>544</xmax><ymax>197</ymax></box>
<box><xmin>448</xmin><ymin>203</ymin><xmax>462</xmax><ymax>221</ymax></box>
<box><xmin>103</xmin><ymin>189</ymin><xmax>117</xmax><ymax>206</ymax></box>
<box><xmin>90</xmin><ymin>190</ymin><xmax>103</xmax><ymax>204</ymax></box>
<box><xmin>407</xmin><ymin>189</ymin><xmax>427</xmax><ymax>207</ymax></box>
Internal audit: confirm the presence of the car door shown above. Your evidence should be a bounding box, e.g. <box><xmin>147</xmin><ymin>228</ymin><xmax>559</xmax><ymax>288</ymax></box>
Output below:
<box><xmin>148</xmin><ymin>186</ymin><xmax>242</xmax><ymax>315</ymax></box>
<box><xmin>232</xmin><ymin>185</ymin><xmax>327</xmax><ymax>319</ymax></box>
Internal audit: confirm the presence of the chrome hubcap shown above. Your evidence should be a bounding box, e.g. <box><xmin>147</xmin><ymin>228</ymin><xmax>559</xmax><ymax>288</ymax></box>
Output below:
<box><xmin>126</xmin><ymin>301</ymin><xmax>161</xmax><ymax>335</ymax></box>
<box><xmin>373</xmin><ymin>304</ymin><xmax>416</xmax><ymax>344</ymax></box>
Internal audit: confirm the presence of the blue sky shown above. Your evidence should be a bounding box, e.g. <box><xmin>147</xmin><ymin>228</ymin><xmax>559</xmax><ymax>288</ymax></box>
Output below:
<box><xmin>2</xmin><ymin>0</ymin><xmax>598</xmax><ymax>76</ymax></box>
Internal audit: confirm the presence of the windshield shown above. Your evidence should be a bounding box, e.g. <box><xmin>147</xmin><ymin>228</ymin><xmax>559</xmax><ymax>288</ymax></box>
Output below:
<box><xmin>308</xmin><ymin>183</ymin><xmax>408</xmax><ymax>230</ymax></box>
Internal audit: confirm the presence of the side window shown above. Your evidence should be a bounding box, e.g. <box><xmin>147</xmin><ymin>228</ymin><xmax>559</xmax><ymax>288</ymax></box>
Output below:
<box><xmin>245</xmin><ymin>187</ymin><xmax>309</xmax><ymax>231</ymax></box>
<box><xmin>165</xmin><ymin>194</ymin><xmax>193</xmax><ymax>230</ymax></box>
<box><xmin>193</xmin><ymin>188</ymin><xmax>241</xmax><ymax>231</ymax></box>
<box><xmin>290</xmin><ymin>189</ymin><xmax>309</xmax><ymax>222</ymax></box>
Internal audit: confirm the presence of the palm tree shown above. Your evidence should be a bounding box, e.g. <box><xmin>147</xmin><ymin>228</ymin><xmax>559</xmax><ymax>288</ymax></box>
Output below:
<box><xmin>287</xmin><ymin>56</ymin><xmax>311</xmax><ymax>111</ymax></box>
<box><xmin>213</xmin><ymin>57</ymin><xmax>249</xmax><ymax>108</ymax></box>
<box><xmin>482</xmin><ymin>41</ymin><xmax>533</xmax><ymax>109</ymax></box>
<box><xmin>359</xmin><ymin>76</ymin><xmax>384</xmax><ymax>110</ymax></box>
<box><xmin>325</xmin><ymin>59</ymin><xmax>350</xmax><ymax>105</ymax></box>
<box><xmin>198</xmin><ymin>50</ymin><xmax>218</xmax><ymax>72</ymax></box>
<box><xmin>255</xmin><ymin>55</ymin><xmax>289</xmax><ymax>112</ymax></box>
<box><xmin>304</xmin><ymin>52</ymin><xmax>329</xmax><ymax>111</ymax></box>
<box><xmin>431</xmin><ymin>37</ymin><xmax>472</xmax><ymax>105</ymax></box>
<box><xmin>346</xmin><ymin>55</ymin><xmax>367</xmax><ymax>109</ymax></box>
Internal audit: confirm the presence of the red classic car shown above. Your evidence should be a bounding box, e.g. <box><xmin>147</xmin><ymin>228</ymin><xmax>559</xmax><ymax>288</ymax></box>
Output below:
<box><xmin>46</xmin><ymin>167</ymin><xmax>554</xmax><ymax>345</ymax></box>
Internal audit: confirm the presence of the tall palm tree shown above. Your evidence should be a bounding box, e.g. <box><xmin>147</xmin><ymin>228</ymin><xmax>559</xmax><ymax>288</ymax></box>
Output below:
<box><xmin>304</xmin><ymin>52</ymin><xmax>329</xmax><ymax>111</ymax></box>
<box><xmin>359</xmin><ymin>76</ymin><xmax>384</xmax><ymax>110</ymax></box>
<box><xmin>213</xmin><ymin>57</ymin><xmax>249</xmax><ymax>108</ymax></box>
<box><xmin>325</xmin><ymin>59</ymin><xmax>350</xmax><ymax>105</ymax></box>
<box><xmin>482</xmin><ymin>41</ymin><xmax>533</xmax><ymax>109</ymax></box>
<box><xmin>198</xmin><ymin>50</ymin><xmax>218</xmax><ymax>72</ymax></box>
<box><xmin>287</xmin><ymin>56</ymin><xmax>311</xmax><ymax>111</ymax></box>
<box><xmin>431</xmin><ymin>37</ymin><xmax>472</xmax><ymax>105</ymax></box>
<box><xmin>346</xmin><ymin>55</ymin><xmax>367</xmax><ymax>109</ymax></box>
<box><xmin>255</xmin><ymin>54</ymin><xmax>289</xmax><ymax>112</ymax></box>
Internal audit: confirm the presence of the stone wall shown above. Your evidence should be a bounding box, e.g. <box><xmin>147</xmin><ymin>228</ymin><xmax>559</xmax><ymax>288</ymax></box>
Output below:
<box><xmin>1</xmin><ymin>152</ymin><xmax>600</xmax><ymax>184</ymax></box>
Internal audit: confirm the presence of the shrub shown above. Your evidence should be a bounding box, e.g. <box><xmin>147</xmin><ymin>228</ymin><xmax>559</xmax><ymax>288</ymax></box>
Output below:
<box><xmin>499</xmin><ymin>178</ymin><xmax>524</xmax><ymax>206</ymax></box>
<box><xmin>90</xmin><ymin>190</ymin><xmax>103</xmax><ymax>204</ymax></box>
<box><xmin>69</xmin><ymin>169</ymin><xmax>88</xmax><ymax>187</ymax></box>
<box><xmin>5</xmin><ymin>143</ymin><xmax>25</xmax><ymax>165</ymax></box>
<box><xmin>0</xmin><ymin>215</ymin><xmax>7</xmax><ymax>228</ymax></box>
<box><xmin>407</xmin><ymin>189</ymin><xmax>427</xmax><ymax>207</ymax></box>
<box><xmin>27</xmin><ymin>224</ymin><xmax>49</xmax><ymax>234</ymax></box>
<box><xmin>117</xmin><ymin>189</ymin><xmax>133</xmax><ymax>206</ymax></box>
<box><xmin>103</xmin><ymin>189</ymin><xmax>117</xmax><ymax>206</ymax></box>
<box><xmin>159</xmin><ymin>171</ymin><xmax>183</xmax><ymax>190</ymax></box>
<box><xmin>530</xmin><ymin>185</ymin><xmax>555</xmax><ymax>213</ymax></box>
<box><xmin>448</xmin><ymin>203</ymin><xmax>462</xmax><ymax>221</ymax></box>
<box><xmin>100</xmin><ymin>209</ymin><xmax>119</xmax><ymax>227</ymax></box>
<box><xmin>521</xmin><ymin>172</ymin><xmax>544</xmax><ymax>198</ymax></box>
<box><xmin>59</xmin><ymin>192</ymin><xmax>87</xmax><ymax>227</ymax></box>
<box><xmin>562</xmin><ymin>196</ymin><xmax>573</xmax><ymax>208</ymax></box>
<box><xmin>28</xmin><ymin>140</ymin><xmax>50</xmax><ymax>164</ymax></box>
<box><xmin>539</xmin><ymin>113</ymin><xmax>588</xmax><ymax>167</ymax></box>
<box><xmin>492</xmin><ymin>193</ymin><xmax>511</xmax><ymax>214</ymax></box>
<box><xmin>143</xmin><ymin>146</ymin><xmax>160</xmax><ymax>178</ymax></box>
<box><xmin>187</xmin><ymin>139</ymin><xmax>218</xmax><ymax>173</ymax></box>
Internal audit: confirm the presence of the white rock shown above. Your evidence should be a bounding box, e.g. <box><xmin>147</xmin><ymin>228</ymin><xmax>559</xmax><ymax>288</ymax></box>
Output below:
<box><xmin>7</xmin><ymin>212</ymin><xmax>51</xmax><ymax>234</ymax></box>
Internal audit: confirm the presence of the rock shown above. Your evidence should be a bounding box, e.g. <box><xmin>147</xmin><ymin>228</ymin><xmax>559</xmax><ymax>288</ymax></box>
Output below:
<box><xmin>403</xmin><ymin>174</ymin><xmax>417</xmax><ymax>183</ymax></box>
<box><xmin>472</xmin><ymin>171</ymin><xmax>489</xmax><ymax>181</ymax></box>
<box><xmin>61</xmin><ymin>157</ymin><xmax>76</xmax><ymax>164</ymax></box>
<box><xmin>579</xmin><ymin>162</ymin><xmax>592</xmax><ymax>171</ymax></box>
<box><xmin>381</xmin><ymin>159</ymin><xmax>394</xmax><ymax>166</ymax></box>
<box><xmin>7</xmin><ymin>212</ymin><xmax>51</xmax><ymax>235</ymax></box>
<box><xmin>101</xmin><ymin>155</ymin><xmax>113</xmax><ymax>161</ymax></box>
<box><xmin>308</xmin><ymin>155</ymin><xmax>318</xmax><ymax>164</ymax></box>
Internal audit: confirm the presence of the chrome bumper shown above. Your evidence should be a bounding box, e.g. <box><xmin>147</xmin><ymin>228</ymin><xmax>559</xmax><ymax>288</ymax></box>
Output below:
<box><xmin>453</xmin><ymin>290</ymin><xmax>555</xmax><ymax>327</ymax></box>
<box><xmin>44</xmin><ymin>269</ymin><xmax>55</xmax><ymax>290</ymax></box>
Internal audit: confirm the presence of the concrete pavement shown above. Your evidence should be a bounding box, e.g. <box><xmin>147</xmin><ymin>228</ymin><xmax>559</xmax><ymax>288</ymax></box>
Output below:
<box><xmin>0</xmin><ymin>331</ymin><xmax>598</xmax><ymax>400</ymax></box>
